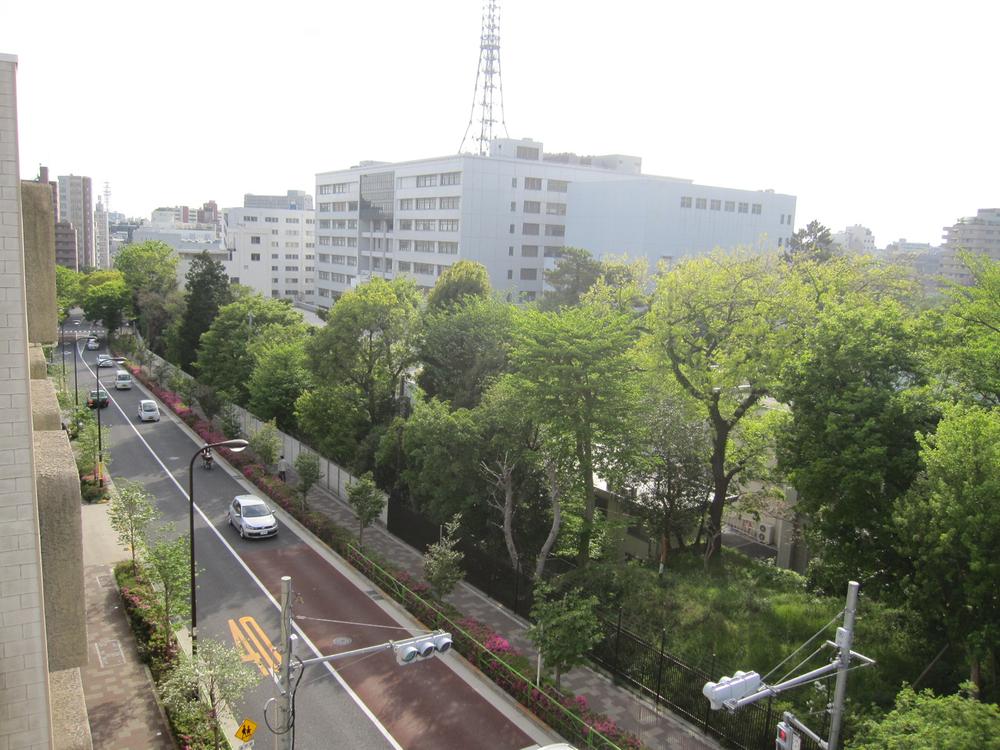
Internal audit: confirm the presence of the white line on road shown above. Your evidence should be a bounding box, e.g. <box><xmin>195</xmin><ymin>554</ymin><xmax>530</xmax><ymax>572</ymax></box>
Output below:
<box><xmin>78</xmin><ymin>347</ymin><xmax>405</xmax><ymax>750</ymax></box>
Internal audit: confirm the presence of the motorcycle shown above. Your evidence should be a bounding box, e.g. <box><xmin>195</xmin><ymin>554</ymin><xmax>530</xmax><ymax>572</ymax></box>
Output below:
<box><xmin>201</xmin><ymin>451</ymin><xmax>213</xmax><ymax>470</ymax></box>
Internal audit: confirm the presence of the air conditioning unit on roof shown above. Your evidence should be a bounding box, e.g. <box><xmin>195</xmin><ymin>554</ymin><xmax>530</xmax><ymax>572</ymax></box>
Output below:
<box><xmin>757</xmin><ymin>523</ymin><xmax>775</xmax><ymax>545</ymax></box>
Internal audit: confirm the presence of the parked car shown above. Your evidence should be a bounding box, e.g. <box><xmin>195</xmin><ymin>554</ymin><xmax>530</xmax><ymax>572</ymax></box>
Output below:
<box><xmin>96</xmin><ymin>355</ymin><xmax>116</xmax><ymax>368</ymax></box>
<box><xmin>227</xmin><ymin>495</ymin><xmax>279</xmax><ymax>539</ymax></box>
<box><xmin>114</xmin><ymin>370</ymin><xmax>133</xmax><ymax>390</ymax></box>
<box><xmin>85</xmin><ymin>337</ymin><xmax>100</xmax><ymax>350</ymax></box>
<box><xmin>87</xmin><ymin>389</ymin><xmax>110</xmax><ymax>409</ymax></box>
<box><xmin>137</xmin><ymin>399</ymin><xmax>160</xmax><ymax>422</ymax></box>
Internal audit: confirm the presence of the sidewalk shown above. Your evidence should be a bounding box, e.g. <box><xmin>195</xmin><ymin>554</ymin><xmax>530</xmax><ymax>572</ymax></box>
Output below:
<box><xmin>79</xmin><ymin>502</ymin><xmax>174</xmax><ymax>750</ymax></box>
<box><xmin>301</xmin><ymin>480</ymin><xmax>721</xmax><ymax>750</ymax></box>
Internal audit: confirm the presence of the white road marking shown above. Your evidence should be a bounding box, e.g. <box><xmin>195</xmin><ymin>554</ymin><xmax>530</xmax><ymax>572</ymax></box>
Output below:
<box><xmin>78</xmin><ymin>347</ymin><xmax>404</xmax><ymax>750</ymax></box>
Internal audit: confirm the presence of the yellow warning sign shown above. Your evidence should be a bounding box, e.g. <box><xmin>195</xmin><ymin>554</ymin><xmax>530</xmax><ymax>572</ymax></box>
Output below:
<box><xmin>235</xmin><ymin>718</ymin><xmax>257</xmax><ymax>741</ymax></box>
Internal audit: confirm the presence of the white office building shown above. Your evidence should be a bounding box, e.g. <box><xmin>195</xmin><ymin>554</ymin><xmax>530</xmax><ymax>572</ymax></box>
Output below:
<box><xmin>313</xmin><ymin>137</ymin><xmax>796</xmax><ymax>305</ymax></box>
<box><xmin>223</xmin><ymin>193</ymin><xmax>316</xmax><ymax>302</ymax></box>
<box><xmin>832</xmin><ymin>224</ymin><xmax>876</xmax><ymax>254</ymax></box>
<box><xmin>94</xmin><ymin>198</ymin><xmax>110</xmax><ymax>269</ymax></box>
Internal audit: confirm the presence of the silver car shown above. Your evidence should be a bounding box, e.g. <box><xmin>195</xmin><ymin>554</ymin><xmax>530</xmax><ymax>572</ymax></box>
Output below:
<box><xmin>137</xmin><ymin>399</ymin><xmax>160</xmax><ymax>422</ymax></box>
<box><xmin>228</xmin><ymin>495</ymin><xmax>278</xmax><ymax>539</ymax></box>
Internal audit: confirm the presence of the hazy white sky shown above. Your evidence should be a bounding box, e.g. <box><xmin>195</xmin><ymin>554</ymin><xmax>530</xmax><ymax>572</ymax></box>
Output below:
<box><xmin>3</xmin><ymin>0</ymin><xmax>997</xmax><ymax>246</ymax></box>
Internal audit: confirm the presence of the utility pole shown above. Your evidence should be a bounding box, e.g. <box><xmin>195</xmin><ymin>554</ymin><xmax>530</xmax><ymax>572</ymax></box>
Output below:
<box><xmin>277</xmin><ymin>575</ymin><xmax>293</xmax><ymax>750</ymax></box>
<box><xmin>827</xmin><ymin>581</ymin><xmax>859</xmax><ymax>750</ymax></box>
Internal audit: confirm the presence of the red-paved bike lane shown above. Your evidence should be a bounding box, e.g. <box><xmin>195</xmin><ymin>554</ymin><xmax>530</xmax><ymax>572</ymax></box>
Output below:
<box><xmin>242</xmin><ymin>541</ymin><xmax>537</xmax><ymax>750</ymax></box>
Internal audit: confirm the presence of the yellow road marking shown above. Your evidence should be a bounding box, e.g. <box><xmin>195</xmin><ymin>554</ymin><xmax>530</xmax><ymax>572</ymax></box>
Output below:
<box><xmin>228</xmin><ymin>616</ymin><xmax>281</xmax><ymax>676</ymax></box>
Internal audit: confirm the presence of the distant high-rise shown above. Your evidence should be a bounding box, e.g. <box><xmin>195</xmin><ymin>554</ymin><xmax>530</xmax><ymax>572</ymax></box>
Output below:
<box><xmin>58</xmin><ymin>174</ymin><xmax>93</xmax><ymax>268</ymax></box>
<box><xmin>244</xmin><ymin>190</ymin><xmax>314</xmax><ymax>210</ymax></box>
<box><xmin>943</xmin><ymin>208</ymin><xmax>1000</xmax><ymax>261</ymax></box>
<box><xmin>94</xmin><ymin>198</ymin><xmax>110</xmax><ymax>269</ymax></box>
<box><xmin>832</xmin><ymin>224</ymin><xmax>876</xmax><ymax>254</ymax></box>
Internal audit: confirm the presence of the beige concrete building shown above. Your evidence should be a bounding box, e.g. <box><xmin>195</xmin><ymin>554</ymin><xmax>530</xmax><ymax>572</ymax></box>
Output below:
<box><xmin>1</xmin><ymin>52</ymin><xmax>90</xmax><ymax>750</ymax></box>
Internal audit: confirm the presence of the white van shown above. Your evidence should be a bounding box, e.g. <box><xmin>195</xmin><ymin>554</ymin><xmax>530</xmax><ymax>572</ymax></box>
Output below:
<box><xmin>114</xmin><ymin>370</ymin><xmax>133</xmax><ymax>390</ymax></box>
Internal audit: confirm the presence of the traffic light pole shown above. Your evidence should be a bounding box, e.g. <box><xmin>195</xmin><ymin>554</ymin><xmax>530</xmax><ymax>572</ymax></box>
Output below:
<box><xmin>827</xmin><ymin>581</ymin><xmax>859</xmax><ymax>750</ymax></box>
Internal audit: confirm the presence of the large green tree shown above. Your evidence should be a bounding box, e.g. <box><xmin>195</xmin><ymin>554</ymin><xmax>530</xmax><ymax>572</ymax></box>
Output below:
<box><xmin>539</xmin><ymin>247</ymin><xmax>604</xmax><ymax>310</ymax></box>
<box><xmin>196</xmin><ymin>295</ymin><xmax>306</xmax><ymax>404</ymax></box>
<box><xmin>510</xmin><ymin>299</ymin><xmax>641</xmax><ymax>562</ymax></box>
<box><xmin>648</xmin><ymin>251</ymin><xmax>802</xmax><ymax>567</ymax></box>
<box><xmin>895</xmin><ymin>404</ymin><xmax>1000</xmax><ymax>697</ymax></box>
<box><xmin>785</xmin><ymin>219</ymin><xmax>838</xmax><ymax>264</ymax></box>
<box><xmin>246</xmin><ymin>334</ymin><xmax>312</xmax><ymax>432</ymax></box>
<box><xmin>55</xmin><ymin>265</ymin><xmax>81</xmax><ymax>318</ymax></box>
<box><xmin>416</xmin><ymin>295</ymin><xmax>513</xmax><ymax>409</ymax></box>
<box><xmin>81</xmin><ymin>275</ymin><xmax>132</xmax><ymax>332</ymax></box>
<box><xmin>170</xmin><ymin>252</ymin><xmax>233</xmax><ymax>372</ymax></box>
<box><xmin>425</xmin><ymin>260</ymin><xmax>491</xmax><ymax>310</ymax></box>
<box><xmin>114</xmin><ymin>241</ymin><xmax>179</xmax><ymax>348</ymax></box>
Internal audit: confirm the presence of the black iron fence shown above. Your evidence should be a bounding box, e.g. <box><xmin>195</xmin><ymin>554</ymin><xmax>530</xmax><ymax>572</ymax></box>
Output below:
<box><xmin>385</xmin><ymin>497</ymin><xmax>825</xmax><ymax>750</ymax></box>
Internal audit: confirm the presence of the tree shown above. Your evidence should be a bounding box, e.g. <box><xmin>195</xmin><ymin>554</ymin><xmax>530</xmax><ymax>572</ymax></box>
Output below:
<box><xmin>895</xmin><ymin>404</ymin><xmax>1000</xmax><ymax>696</ymax></box>
<box><xmin>248</xmin><ymin>419</ymin><xmax>281</xmax><ymax>468</ymax></box>
<box><xmin>648</xmin><ymin>251</ymin><xmax>802</xmax><ymax>567</ymax></box>
<box><xmin>347</xmin><ymin>473</ymin><xmax>385</xmax><ymax>547</ymax></box>
<box><xmin>55</xmin><ymin>265</ymin><xmax>81</xmax><ymax>317</ymax></box>
<box><xmin>108</xmin><ymin>481</ymin><xmax>158</xmax><ymax>574</ymax></box>
<box><xmin>114</xmin><ymin>241</ymin><xmax>179</xmax><ymax>347</ymax></box>
<box><xmin>143</xmin><ymin>529</ymin><xmax>191</xmax><ymax>638</ymax></box>
<box><xmin>295</xmin><ymin>384</ymin><xmax>369</xmax><ymax>471</ymax></box>
<box><xmin>850</xmin><ymin>684</ymin><xmax>1000</xmax><ymax>750</ymax></box>
<box><xmin>246</xmin><ymin>335</ymin><xmax>312</xmax><ymax>432</ymax></box>
<box><xmin>171</xmin><ymin>252</ymin><xmax>233</xmax><ymax>372</ymax></box>
<box><xmin>294</xmin><ymin>451</ymin><xmax>321</xmax><ymax>511</ymax></box>
<box><xmin>785</xmin><ymin>220</ymin><xmax>838</xmax><ymax>264</ymax></box>
<box><xmin>426</xmin><ymin>260</ymin><xmax>491</xmax><ymax>310</ymax></box>
<box><xmin>539</xmin><ymin>247</ymin><xmax>604</xmax><ymax>310</ymax></box>
<box><xmin>511</xmin><ymin>299</ymin><xmax>641</xmax><ymax>563</ymax></box>
<box><xmin>423</xmin><ymin>515</ymin><xmax>465</xmax><ymax>597</ymax></box>
<box><xmin>528</xmin><ymin>581</ymin><xmax>601</xmax><ymax>688</ymax></box>
<box><xmin>82</xmin><ymin>276</ymin><xmax>132</xmax><ymax>332</ymax></box>
<box><xmin>416</xmin><ymin>296</ymin><xmax>514</xmax><ymax>409</ymax></box>
<box><xmin>196</xmin><ymin>295</ymin><xmax>307</xmax><ymax>405</ymax></box>
<box><xmin>159</xmin><ymin>638</ymin><xmax>258</xmax><ymax>750</ymax></box>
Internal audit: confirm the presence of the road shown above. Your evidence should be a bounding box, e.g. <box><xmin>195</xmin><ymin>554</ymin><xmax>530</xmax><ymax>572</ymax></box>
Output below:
<box><xmin>69</xmin><ymin>327</ymin><xmax>555</xmax><ymax>750</ymax></box>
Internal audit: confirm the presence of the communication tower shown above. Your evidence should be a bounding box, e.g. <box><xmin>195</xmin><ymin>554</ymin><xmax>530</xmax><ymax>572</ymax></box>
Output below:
<box><xmin>460</xmin><ymin>0</ymin><xmax>509</xmax><ymax>155</ymax></box>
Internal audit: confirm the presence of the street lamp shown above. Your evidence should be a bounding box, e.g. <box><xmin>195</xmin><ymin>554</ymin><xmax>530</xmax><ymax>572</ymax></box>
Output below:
<box><xmin>188</xmin><ymin>438</ymin><xmax>249</xmax><ymax>655</ymax></box>
<box><xmin>73</xmin><ymin>333</ymin><xmax>80</xmax><ymax>405</ymax></box>
<box><xmin>95</xmin><ymin>356</ymin><xmax>126</xmax><ymax>486</ymax></box>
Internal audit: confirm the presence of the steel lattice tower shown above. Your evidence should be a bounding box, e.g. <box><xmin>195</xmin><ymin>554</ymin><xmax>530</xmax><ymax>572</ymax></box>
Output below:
<box><xmin>460</xmin><ymin>0</ymin><xmax>509</xmax><ymax>155</ymax></box>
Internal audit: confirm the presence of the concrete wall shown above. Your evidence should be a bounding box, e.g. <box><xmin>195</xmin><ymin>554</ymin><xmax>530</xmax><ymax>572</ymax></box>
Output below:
<box><xmin>0</xmin><ymin>52</ymin><xmax>54</xmax><ymax>749</ymax></box>
<box><xmin>20</xmin><ymin>181</ymin><xmax>57</xmax><ymax>344</ymax></box>
<box><xmin>32</xmin><ymin>431</ymin><xmax>86</xmax><ymax>671</ymax></box>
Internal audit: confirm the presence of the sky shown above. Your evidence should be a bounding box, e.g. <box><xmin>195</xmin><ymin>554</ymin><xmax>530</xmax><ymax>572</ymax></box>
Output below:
<box><xmin>3</xmin><ymin>0</ymin><xmax>997</xmax><ymax>247</ymax></box>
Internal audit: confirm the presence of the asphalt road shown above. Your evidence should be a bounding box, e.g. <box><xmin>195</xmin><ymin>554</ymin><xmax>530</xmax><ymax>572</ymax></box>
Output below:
<box><xmin>71</xmin><ymin>332</ymin><xmax>554</xmax><ymax>750</ymax></box>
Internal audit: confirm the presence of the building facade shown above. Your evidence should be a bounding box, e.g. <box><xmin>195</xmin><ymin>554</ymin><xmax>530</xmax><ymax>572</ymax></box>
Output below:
<box><xmin>57</xmin><ymin>174</ymin><xmax>93</xmax><ymax>269</ymax></box>
<box><xmin>133</xmin><ymin>203</ymin><xmax>228</xmax><ymax>287</ymax></box>
<box><xmin>94</xmin><ymin>198</ymin><xmax>110</xmax><ymax>269</ymax></box>
<box><xmin>314</xmin><ymin>137</ymin><xmax>796</xmax><ymax>305</ymax></box>
<box><xmin>223</xmin><ymin>194</ymin><xmax>316</xmax><ymax>302</ymax></box>
<box><xmin>244</xmin><ymin>190</ymin><xmax>313</xmax><ymax>211</ymax></box>
<box><xmin>943</xmin><ymin>207</ymin><xmax>1000</xmax><ymax>261</ymax></box>
<box><xmin>832</xmin><ymin>224</ymin><xmax>876</xmax><ymax>254</ymax></box>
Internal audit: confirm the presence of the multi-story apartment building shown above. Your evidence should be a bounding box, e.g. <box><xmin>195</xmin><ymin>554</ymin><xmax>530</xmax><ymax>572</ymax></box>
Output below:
<box><xmin>314</xmin><ymin>137</ymin><xmax>796</xmax><ymax>305</ymax></box>
<box><xmin>57</xmin><ymin>174</ymin><xmax>93</xmax><ymax>268</ymax></box>
<box><xmin>223</xmin><ymin>193</ymin><xmax>316</xmax><ymax>302</ymax></box>
<box><xmin>94</xmin><ymin>198</ymin><xmax>110</xmax><ymax>269</ymax></box>
<box><xmin>943</xmin><ymin>208</ymin><xmax>1000</xmax><ymax>261</ymax></box>
<box><xmin>832</xmin><ymin>224</ymin><xmax>876</xmax><ymax>254</ymax></box>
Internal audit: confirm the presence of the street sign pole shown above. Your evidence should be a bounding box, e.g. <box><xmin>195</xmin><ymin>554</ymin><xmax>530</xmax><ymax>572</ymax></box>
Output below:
<box><xmin>277</xmin><ymin>576</ymin><xmax>293</xmax><ymax>750</ymax></box>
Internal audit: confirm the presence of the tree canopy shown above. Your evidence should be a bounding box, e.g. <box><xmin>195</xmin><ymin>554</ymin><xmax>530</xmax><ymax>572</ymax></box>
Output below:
<box><xmin>81</xmin><ymin>274</ymin><xmax>132</xmax><ymax>332</ymax></box>
<box><xmin>425</xmin><ymin>260</ymin><xmax>491</xmax><ymax>310</ymax></box>
<box><xmin>170</xmin><ymin>252</ymin><xmax>233</xmax><ymax>372</ymax></box>
<box><xmin>539</xmin><ymin>247</ymin><xmax>604</xmax><ymax>310</ymax></box>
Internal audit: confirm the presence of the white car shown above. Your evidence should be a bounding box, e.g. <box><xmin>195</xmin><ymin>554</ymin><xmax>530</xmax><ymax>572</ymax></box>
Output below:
<box><xmin>96</xmin><ymin>355</ymin><xmax>116</xmax><ymax>368</ymax></box>
<box><xmin>137</xmin><ymin>399</ymin><xmax>160</xmax><ymax>422</ymax></box>
<box><xmin>228</xmin><ymin>495</ymin><xmax>279</xmax><ymax>539</ymax></box>
<box><xmin>85</xmin><ymin>338</ymin><xmax>100</xmax><ymax>350</ymax></box>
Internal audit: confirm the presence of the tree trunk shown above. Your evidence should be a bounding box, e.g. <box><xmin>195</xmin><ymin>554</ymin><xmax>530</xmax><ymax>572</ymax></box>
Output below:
<box><xmin>500</xmin><ymin>469</ymin><xmax>519</xmax><ymax>572</ymax></box>
<box><xmin>704</xmin><ymin>411</ymin><xmax>732</xmax><ymax>570</ymax></box>
<box><xmin>970</xmin><ymin>654</ymin><xmax>983</xmax><ymax>698</ymax></box>
<box><xmin>535</xmin><ymin>462</ymin><xmax>562</xmax><ymax>580</ymax></box>
<box><xmin>575</xmin><ymin>431</ymin><xmax>596</xmax><ymax>564</ymax></box>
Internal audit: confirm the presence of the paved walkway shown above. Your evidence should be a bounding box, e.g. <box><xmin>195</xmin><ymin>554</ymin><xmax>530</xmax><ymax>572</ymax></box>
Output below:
<box><xmin>300</xmin><ymin>479</ymin><xmax>721</xmax><ymax>750</ymax></box>
<box><xmin>79</xmin><ymin>502</ymin><xmax>174</xmax><ymax>750</ymax></box>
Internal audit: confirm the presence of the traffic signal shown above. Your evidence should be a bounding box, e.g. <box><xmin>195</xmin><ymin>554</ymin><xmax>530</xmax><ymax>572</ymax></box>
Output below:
<box><xmin>393</xmin><ymin>632</ymin><xmax>453</xmax><ymax>665</ymax></box>
<box><xmin>775</xmin><ymin>720</ymin><xmax>796</xmax><ymax>750</ymax></box>
<box><xmin>702</xmin><ymin>670</ymin><xmax>762</xmax><ymax>710</ymax></box>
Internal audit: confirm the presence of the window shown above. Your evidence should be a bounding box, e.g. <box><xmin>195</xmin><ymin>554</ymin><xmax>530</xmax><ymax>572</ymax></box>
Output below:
<box><xmin>318</xmin><ymin>271</ymin><xmax>330</xmax><ymax>281</ymax></box>
<box><xmin>347</xmin><ymin>201</ymin><xmax>358</xmax><ymax>211</ymax></box>
<box><xmin>271</xmin><ymin>265</ymin><xmax>279</xmax><ymax>271</ymax></box>
<box><xmin>319</xmin><ymin>220</ymin><xmax>331</xmax><ymax>229</ymax></box>
<box><xmin>520</xmin><ymin>268</ymin><xmax>538</xmax><ymax>281</ymax></box>
<box><xmin>725</xmin><ymin>201</ymin><xmax>736</xmax><ymax>212</ymax></box>
<box><xmin>438</xmin><ymin>242</ymin><xmax>458</xmax><ymax>255</ymax></box>
<box><xmin>319</xmin><ymin>288</ymin><xmax>331</xmax><ymax>298</ymax></box>
<box><xmin>244</xmin><ymin>215</ymin><xmax>258</xmax><ymax>222</ymax></box>
<box><xmin>285</xmin><ymin>265</ymin><xmax>299</xmax><ymax>272</ymax></box>
<box><xmin>319</xmin><ymin>236</ymin><xmax>331</xmax><ymax>246</ymax></box>
<box><xmin>346</xmin><ymin>256</ymin><xmax>356</xmax><ymax>266</ymax></box>
<box><xmin>397</xmin><ymin>261</ymin><xmax>411</xmax><ymax>272</ymax></box>
<box><xmin>319</xmin><ymin>202</ymin><xmax>331</xmax><ymax>212</ymax></box>
<box><xmin>272</xmin><ymin>229</ymin><xmax>279</xmax><ymax>235</ymax></box>
<box><xmin>272</xmin><ymin>253</ymin><xmax>279</xmax><ymax>259</ymax></box>
<box><xmin>544</xmin><ymin>246</ymin><xmax>563</xmax><ymax>258</ymax></box>
<box><xmin>545</xmin><ymin>224</ymin><xmax>565</xmax><ymax>237</ymax></box>
<box><xmin>347</xmin><ymin>237</ymin><xmax>357</xmax><ymax>247</ymax></box>
<box><xmin>398</xmin><ymin>219</ymin><xmax>412</xmax><ymax>230</ymax></box>
<box><xmin>522</xmin><ymin>223</ymin><xmax>540</xmax><ymax>235</ymax></box>
<box><xmin>306</xmin><ymin>219</ymin><xmax>314</xmax><ymax>224</ymax></box>
<box><xmin>416</xmin><ymin>174</ymin><xmax>438</xmax><ymax>187</ymax></box>
<box><xmin>250</xmin><ymin>252</ymin><xmax>260</xmax><ymax>261</ymax></box>
<box><xmin>509</xmin><ymin>224</ymin><xmax>516</xmax><ymax>234</ymax></box>
<box><xmin>438</xmin><ymin>219</ymin><xmax>459</xmax><ymax>232</ymax></box>
<box><xmin>413</xmin><ymin>262</ymin><xmax>434</xmax><ymax>275</ymax></box>
<box><xmin>415</xmin><ymin>220</ymin><xmax>436</xmax><ymax>231</ymax></box>
<box><xmin>710</xmin><ymin>199</ymin><xmax>721</xmax><ymax>211</ymax></box>
<box><xmin>523</xmin><ymin>201</ymin><xmax>541</xmax><ymax>213</ymax></box>
<box><xmin>331</xmin><ymin>255</ymin><xmax>345</xmax><ymax>265</ymax></box>
<box><xmin>285</xmin><ymin>241</ymin><xmax>299</xmax><ymax>248</ymax></box>
<box><xmin>680</xmin><ymin>196</ymin><xmax>693</xmax><ymax>208</ymax></box>
<box><xmin>331</xmin><ymin>201</ymin><xmax>347</xmax><ymax>211</ymax></box>
<box><xmin>696</xmin><ymin>198</ymin><xmax>707</xmax><ymax>209</ymax></box>
<box><xmin>546</xmin><ymin>202</ymin><xmax>566</xmax><ymax>215</ymax></box>
<box><xmin>265</xmin><ymin>216</ymin><xmax>278</xmax><ymax>223</ymax></box>
<box><xmin>440</xmin><ymin>172</ymin><xmax>461</xmax><ymax>186</ymax></box>
<box><xmin>511</xmin><ymin>201</ymin><xmax>517</xmax><ymax>212</ymax></box>
<box><xmin>250</xmin><ymin>236</ymin><xmax>261</xmax><ymax>244</ymax></box>
<box><xmin>521</xmin><ymin>245</ymin><xmax>538</xmax><ymax>257</ymax></box>
<box><xmin>286</xmin><ymin>253</ymin><xmax>299</xmax><ymax>259</ymax></box>
<box><xmin>751</xmin><ymin>203</ymin><xmax>762</xmax><ymax>215</ymax></box>
<box><xmin>331</xmin><ymin>273</ymin><xmax>346</xmax><ymax>284</ymax></box>
<box><xmin>415</xmin><ymin>240</ymin><xmax>435</xmax><ymax>252</ymax></box>
<box><xmin>398</xmin><ymin>198</ymin><xmax>412</xmax><ymax>210</ymax></box>
<box><xmin>347</xmin><ymin>219</ymin><xmax>357</xmax><ymax>229</ymax></box>
<box><xmin>547</xmin><ymin>179</ymin><xmax>568</xmax><ymax>193</ymax></box>
<box><xmin>286</xmin><ymin>217</ymin><xmax>300</xmax><ymax>223</ymax></box>
<box><xmin>416</xmin><ymin>198</ymin><xmax>436</xmax><ymax>210</ymax></box>
<box><xmin>508</xmin><ymin>246</ymin><xmax>514</xmax><ymax>256</ymax></box>
<box><xmin>332</xmin><ymin>237</ymin><xmax>346</xmax><ymax>246</ymax></box>
<box><xmin>738</xmin><ymin>202</ymin><xmax>749</xmax><ymax>214</ymax></box>
<box><xmin>439</xmin><ymin>196</ymin><xmax>460</xmax><ymax>210</ymax></box>
<box><xmin>286</xmin><ymin>230</ymin><xmax>299</xmax><ymax>235</ymax></box>
<box><xmin>778</xmin><ymin>237</ymin><xmax>784</xmax><ymax>248</ymax></box>
<box><xmin>286</xmin><ymin>278</ymin><xmax>298</xmax><ymax>284</ymax></box>
<box><xmin>507</xmin><ymin>269</ymin><xmax>513</xmax><ymax>280</ymax></box>
<box><xmin>516</xmin><ymin>145</ymin><xmax>540</xmax><ymax>160</ymax></box>
<box><xmin>398</xmin><ymin>240</ymin><xmax>411</xmax><ymax>252</ymax></box>
<box><xmin>524</xmin><ymin>177</ymin><xmax>542</xmax><ymax>190</ymax></box>
<box><xmin>511</xmin><ymin>177</ymin><xmax>517</xmax><ymax>187</ymax></box>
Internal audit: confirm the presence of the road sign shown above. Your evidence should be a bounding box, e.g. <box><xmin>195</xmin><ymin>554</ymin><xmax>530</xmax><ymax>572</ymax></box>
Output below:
<box><xmin>235</xmin><ymin>718</ymin><xmax>257</xmax><ymax>741</ymax></box>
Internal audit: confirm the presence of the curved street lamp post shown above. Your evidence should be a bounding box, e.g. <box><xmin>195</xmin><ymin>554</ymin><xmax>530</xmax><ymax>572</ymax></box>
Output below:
<box><xmin>188</xmin><ymin>439</ymin><xmax>249</xmax><ymax>655</ymax></box>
